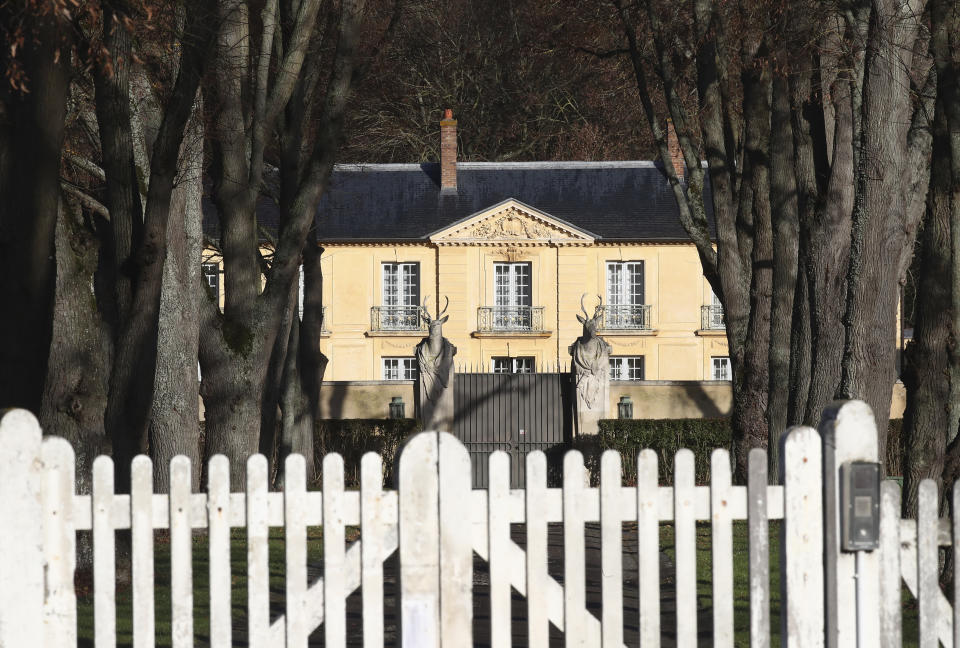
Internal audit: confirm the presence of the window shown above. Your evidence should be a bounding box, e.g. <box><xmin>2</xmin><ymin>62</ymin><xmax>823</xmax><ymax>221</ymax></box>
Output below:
<box><xmin>609</xmin><ymin>356</ymin><xmax>645</xmax><ymax>381</ymax></box>
<box><xmin>201</xmin><ymin>262</ymin><xmax>220</xmax><ymax>299</ymax></box>
<box><xmin>382</xmin><ymin>357</ymin><xmax>417</xmax><ymax>380</ymax></box>
<box><xmin>712</xmin><ymin>356</ymin><xmax>731</xmax><ymax>381</ymax></box>
<box><xmin>704</xmin><ymin>288</ymin><xmax>724</xmax><ymax>329</ymax></box>
<box><xmin>606</xmin><ymin>261</ymin><xmax>645</xmax><ymax>306</ymax></box>
<box><xmin>606</xmin><ymin>261</ymin><xmax>646</xmax><ymax>328</ymax></box>
<box><xmin>493</xmin><ymin>262</ymin><xmax>532</xmax><ymax>328</ymax></box>
<box><xmin>381</xmin><ymin>263</ymin><xmax>420</xmax><ymax>328</ymax></box>
<box><xmin>491</xmin><ymin>356</ymin><xmax>535</xmax><ymax>373</ymax></box>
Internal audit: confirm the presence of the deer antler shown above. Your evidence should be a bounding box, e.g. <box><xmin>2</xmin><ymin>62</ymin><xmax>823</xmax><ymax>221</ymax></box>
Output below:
<box><xmin>594</xmin><ymin>294</ymin><xmax>603</xmax><ymax>317</ymax></box>
<box><xmin>580</xmin><ymin>293</ymin><xmax>590</xmax><ymax>320</ymax></box>
<box><xmin>437</xmin><ymin>295</ymin><xmax>450</xmax><ymax>318</ymax></box>
<box><xmin>421</xmin><ymin>295</ymin><xmax>432</xmax><ymax>324</ymax></box>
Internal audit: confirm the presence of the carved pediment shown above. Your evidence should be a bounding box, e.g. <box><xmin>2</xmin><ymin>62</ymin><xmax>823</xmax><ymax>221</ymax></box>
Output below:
<box><xmin>429</xmin><ymin>200</ymin><xmax>595</xmax><ymax>246</ymax></box>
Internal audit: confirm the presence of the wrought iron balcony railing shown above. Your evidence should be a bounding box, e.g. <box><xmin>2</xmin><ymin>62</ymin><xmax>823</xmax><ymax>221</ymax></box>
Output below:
<box><xmin>370</xmin><ymin>305</ymin><xmax>426</xmax><ymax>332</ymax></box>
<box><xmin>701</xmin><ymin>304</ymin><xmax>725</xmax><ymax>330</ymax></box>
<box><xmin>597</xmin><ymin>304</ymin><xmax>652</xmax><ymax>331</ymax></box>
<box><xmin>477</xmin><ymin>306</ymin><xmax>545</xmax><ymax>332</ymax></box>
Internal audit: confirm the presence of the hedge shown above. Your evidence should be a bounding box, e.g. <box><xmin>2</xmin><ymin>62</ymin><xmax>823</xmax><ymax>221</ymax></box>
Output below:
<box><xmin>314</xmin><ymin>418</ymin><xmax>421</xmax><ymax>487</ymax></box>
<box><xmin>577</xmin><ymin>417</ymin><xmax>906</xmax><ymax>485</ymax></box>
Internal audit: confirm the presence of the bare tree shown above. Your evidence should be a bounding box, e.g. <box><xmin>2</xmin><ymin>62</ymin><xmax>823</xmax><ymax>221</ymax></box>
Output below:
<box><xmin>201</xmin><ymin>0</ymin><xmax>378</xmax><ymax>487</ymax></box>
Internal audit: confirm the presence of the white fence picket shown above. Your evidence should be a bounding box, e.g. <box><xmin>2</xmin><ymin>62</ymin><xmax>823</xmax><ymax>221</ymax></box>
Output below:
<box><xmin>42</xmin><ymin>436</ymin><xmax>77</xmax><ymax>646</ymax></box>
<box><xmin>207</xmin><ymin>455</ymin><xmax>231</xmax><ymax>648</ymax></box>
<box><xmin>525</xmin><ymin>451</ymin><xmax>551</xmax><ymax>648</ymax></box>
<box><xmin>918</xmin><ymin>480</ymin><xmax>939</xmax><ymax>648</ymax></box>
<box><xmin>323</xmin><ymin>453</ymin><xmax>347</xmax><ymax>648</ymax></box>
<box><xmin>246</xmin><ymin>455</ymin><xmax>270</xmax><ymax>648</ymax></box>
<box><xmin>439</xmin><ymin>432</ymin><xmax>474</xmax><ymax>648</ymax></box>
<box><xmin>399</xmin><ymin>432</ymin><xmax>441</xmax><ymax>648</ymax></box>
<box><xmin>879</xmin><ymin>480</ymin><xmax>901</xmax><ymax>648</ymax></box>
<box><xmin>636</xmin><ymin>449</ymin><xmax>660</xmax><ymax>648</ymax></box>
<box><xmin>0</xmin><ymin>410</ymin><xmax>44</xmax><ymax>648</ymax></box>
<box><xmin>360</xmin><ymin>453</ymin><xmax>385</xmax><ymax>648</ymax></box>
<box><xmin>93</xmin><ymin>456</ymin><xmax>116</xmax><ymax>648</ymax></box>
<box><xmin>284</xmin><ymin>454</ymin><xmax>309</xmax><ymax>648</ymax></box>
<box><xmin>488</xmin><ymin>451</ymin><xmax>512</xmax><ymax>647</ymax></box>
<box><xmin>780</xmin><ymin>426</ymin><xmax>823</xmax><ymax>647</ymax></box>
<box><xmin>169</xmin><ymin>457</ymin><xmax>193</xmax><ymax>648</ymax></box>
<box><xmin>674</xmin><ymin>449</ymin><xmax>697</xmax><ymax>647</ymax></box>
<box><xmin>563</xmin><ymin>450</ymin><xmax>587</xmax><ymax>646</ymax></box>
<box><xmin>747</xmin><ymin>449</ymin><xmax>769</xmax><ymax>648</ymax></box>
<box><xmin>131</xmin><ymin>455</ymin><xmax>156</xmax><ymax>648</ymax></box>
<box><xmin>600</xmin><ymin>451</ymin><xmax>623</xmax><ymax>648</ymax></box>
<box><xmin>711</xmin><ymin>448</ymin><xmax>733</xmax><ymax>648</ymax></box>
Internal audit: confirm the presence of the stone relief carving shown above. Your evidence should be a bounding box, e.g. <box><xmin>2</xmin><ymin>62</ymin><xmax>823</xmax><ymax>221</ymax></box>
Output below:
<box><xmin>453</xmin><ymin>208</ymin><xmax>555</xmax><ymax>240</ymax></box>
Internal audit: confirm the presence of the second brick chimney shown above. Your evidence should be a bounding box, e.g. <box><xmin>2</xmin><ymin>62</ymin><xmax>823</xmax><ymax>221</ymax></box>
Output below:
<box><xmin>440</xmin><ymin>108</ymin><xmax>457</xmax><ymax>192</ymax></box>
<box><xmin>666</xmin><ymin>119</ymin><xmax>685</xmax><ymax>181</ymax></box>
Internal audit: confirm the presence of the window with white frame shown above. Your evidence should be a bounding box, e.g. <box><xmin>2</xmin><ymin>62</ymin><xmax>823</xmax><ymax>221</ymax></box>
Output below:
<box><xmin>606</xmin><ymin>261</ymin><xmax>646</xmax><ymax>328</ymax></box>
<box><xmin>382</xmin><ymin>357</ymin><xmax>417</xmax><ymax>380</ymax></box>
<box><xmin>493</xmin><ymin>262</ymin><xmax>532</xmax><ymax>328</ymax></box>
<box><xmin>712</xmin><ymin>356</ymin><xmax>731</xmax><ymax>381</ymax></box>
<box><xmin>201</xmin><ymin>262</ymin><xmax>220</xmax><ymax>299</ymax></box>
<box><xmin>381</xmin><ymin>262</ymin><xmax>420</xmax><ymax>328</ymax></box>
<box><xmin>491</xmin><ymin>356</ymin><xmax>535</xmax><ymax>373</ymax></box>
<box><xmin>609</xmin><ymin>356</ymin><xmax>645</xmax><ymax>381</ymax></box>
<box><xmin>606</xmin><ymin>261</ymin><xmax>645</xmax><ymax>306</ymax></box>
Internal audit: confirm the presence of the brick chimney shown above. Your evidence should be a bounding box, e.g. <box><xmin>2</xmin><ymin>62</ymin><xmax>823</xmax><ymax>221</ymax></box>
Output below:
<box><xmin>666</xmin><ymin>119</ymin><xmax>685</xmax><ymax>181</ymax></box>
<box><xmin>440</xmin><ymin>108</ymin><xmax>457</xmax><ymax>192</ymax></box>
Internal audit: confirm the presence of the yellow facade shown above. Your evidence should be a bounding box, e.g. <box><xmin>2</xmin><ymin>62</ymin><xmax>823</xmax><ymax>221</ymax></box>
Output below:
<box><xmin>318</xmin><ymin>199</ymin><xmax>729</xmax><ymax>381</ymax></box>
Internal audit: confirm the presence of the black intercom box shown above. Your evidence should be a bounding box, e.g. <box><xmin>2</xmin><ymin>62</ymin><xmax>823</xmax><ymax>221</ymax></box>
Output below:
<box><xmin>839</xmin><ymin>461</ymin><xmax>881</xmax><ymax>552</ymax></box>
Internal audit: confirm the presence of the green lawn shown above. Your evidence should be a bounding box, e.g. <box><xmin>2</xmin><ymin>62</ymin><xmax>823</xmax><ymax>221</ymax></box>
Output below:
<box><xmin>77</xmin><ymin>528</ymin><xmax>327</xmax><ymax>647</ymax></box>
<box><xmin>658</xmin><ymin>520</ymin><xmax>920</xmax><ymax>647</ymax></box>
<box><xmin>77</xmin><ymin>523</ymin><xmax>921</xmax><ymax>647</ymax></box>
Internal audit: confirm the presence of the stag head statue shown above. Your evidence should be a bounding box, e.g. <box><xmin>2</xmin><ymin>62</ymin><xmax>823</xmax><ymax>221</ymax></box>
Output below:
<box><xmin>420</xmin><ymin>295</ymin><xmax>450</xmax><ymax>339</ymax></box>
<box><xmin>576</xmin><ymin>294</ymin><xmax>603</xmax><ymax>337</ymax></box>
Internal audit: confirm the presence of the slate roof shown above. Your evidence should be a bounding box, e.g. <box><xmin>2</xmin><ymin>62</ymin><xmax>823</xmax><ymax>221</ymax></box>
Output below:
<box><xmin>203</xmin><ymin>161</ymin><xmax>713</xmax><ymax>243</ymax></box>
<box><xmin>315</xmin><ymin>161</ymin><xmax>712</xmax><ymax>242</ymax></box>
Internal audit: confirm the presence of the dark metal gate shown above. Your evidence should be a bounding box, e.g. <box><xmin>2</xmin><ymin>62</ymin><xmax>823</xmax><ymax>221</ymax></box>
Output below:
<box><xmin>453</xmin><ymin>372</ymin><xmax>571</xmax><ymax>487</ymax></box>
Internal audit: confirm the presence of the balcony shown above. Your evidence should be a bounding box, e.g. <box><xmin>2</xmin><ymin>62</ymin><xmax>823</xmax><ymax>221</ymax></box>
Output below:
<box><xmin>475</xmin><ymin>306</ymin><xmax>547</xmax><ymax>336</ymax></box>
<box><xmin>701</xmin><ymin>305</ymin><xmax>725</xmax><ymax>331</ymax></box>
<box><xmin>370</xmin><ymin>305</ymin><xmax>426</xmax><ymax>333</ymax></box>
<box><xmin>596</xmin><ymin>304</ymin><xmax>653</xmax><ymax>331</ymax></box>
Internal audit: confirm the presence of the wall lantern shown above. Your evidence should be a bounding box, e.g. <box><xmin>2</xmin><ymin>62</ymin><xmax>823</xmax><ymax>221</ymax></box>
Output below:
<box><xmin>389</xmin><ymin>396</ymin><xmax>406</xmax><ymax>419</ymax></box>
<box><xmin>617</xmin><ymin>395</ymin><xmax>634</xmax><ymax>420</ymax></box>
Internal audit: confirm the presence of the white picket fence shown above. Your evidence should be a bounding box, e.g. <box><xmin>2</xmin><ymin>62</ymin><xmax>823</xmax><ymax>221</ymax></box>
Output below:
<box><xmin>0</xmin><ymin>401</ymin><xmax>952</xmax><ymax>647</ymax></box>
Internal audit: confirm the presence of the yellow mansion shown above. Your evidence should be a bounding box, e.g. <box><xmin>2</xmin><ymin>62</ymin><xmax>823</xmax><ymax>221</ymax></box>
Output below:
<box><xmin>313</xmin><ymin>112</ymin><xmax>730</xmax><ymax>384</ymax></box>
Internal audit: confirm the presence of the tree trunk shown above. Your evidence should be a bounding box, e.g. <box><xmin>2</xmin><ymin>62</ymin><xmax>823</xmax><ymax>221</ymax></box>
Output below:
<box><xmin>767</xmin><ymin>73</ymin><xmax>800</xmax><ymax>475</ymax></box>
<box><xmin>40</xmin><ymin>198</ymin><xmax>113</xmax><ymax>570</ymax></box>
<box><xmin>0</xmin><ymin>13</ymin><xmax>69</xmax><ymax>412</ymax></box>
<box><xmin>927</xmin><ymin>0</ymin><xmax>960</xmax><ymax>496</ymax></box>
<box><xmin>150</xmin><ymin>106</ymin><xmax>204</xmax><ymax>493</ymax></box>
<box><xmin>901</xmin><ymin>101</ymin><xmax>953</xmax><ymax>515</ymax></box>
<box><xmin>729</xmin><ymin>60</ymin><xmax>773</xmax><ymax>478</ymax></box>
<box><xmin>839</xmin><ymin>0</ymin><xmax>930</xmax><ymax>464</ymax></box>
<box><xmin>788</xmin><ymin>251</ymin><xmax>812</xmax><ymax>427</ymax></box>
<box><xmin>200</xmin><ymin>335</ymin><xmax>271</xmax><ymax>490</ymax></box>
<box><xmin>803</xmin><ymin>76</ymin><xmax>854</xmax><ymax>426</ymax></box>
